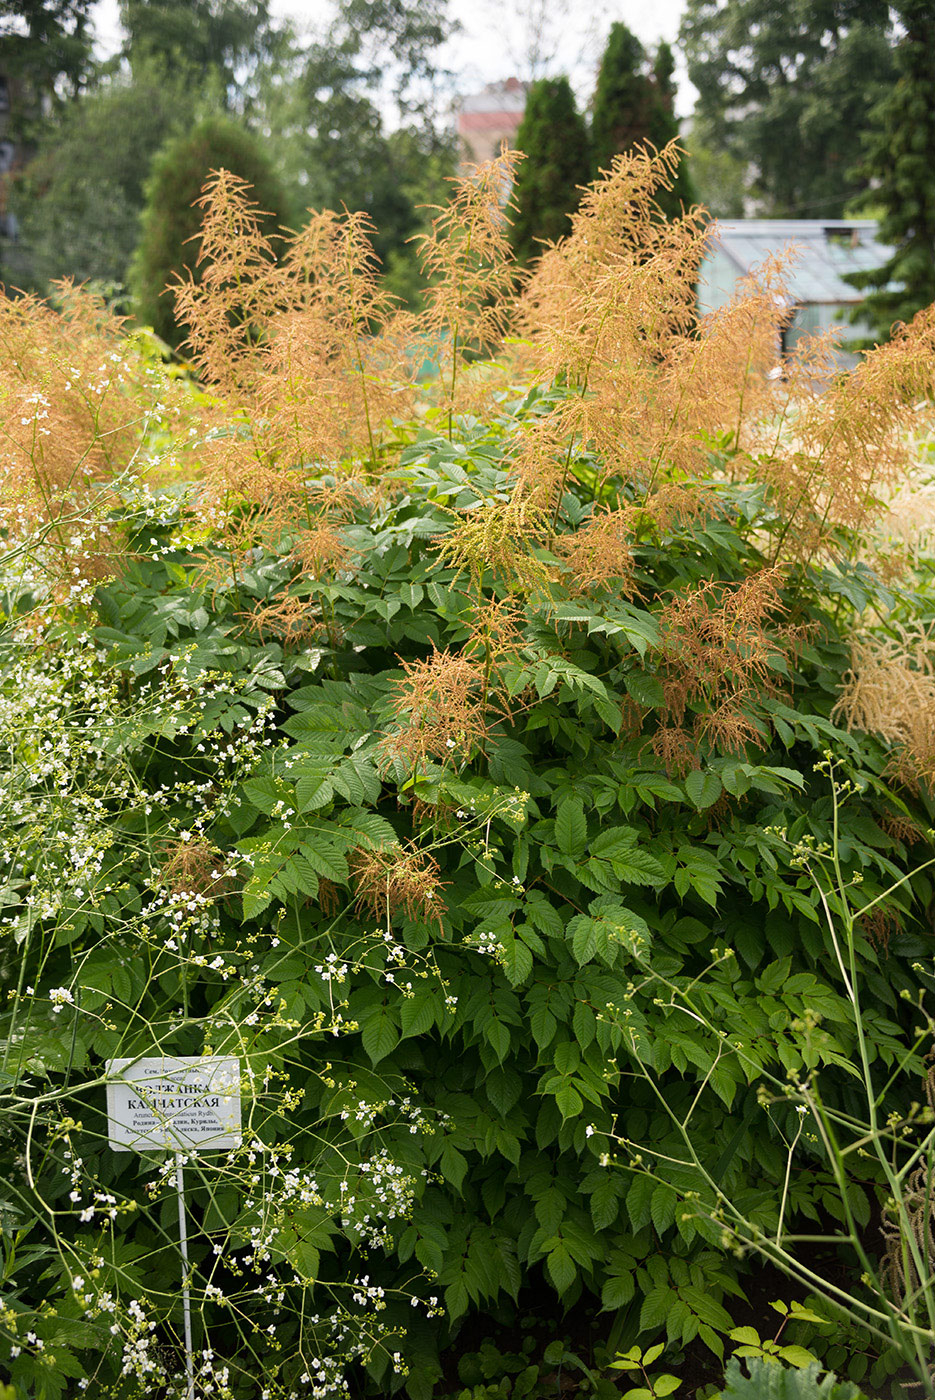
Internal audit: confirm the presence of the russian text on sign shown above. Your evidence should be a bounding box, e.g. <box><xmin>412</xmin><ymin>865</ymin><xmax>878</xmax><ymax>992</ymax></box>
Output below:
<box><xmin>105</xmin><ymin>1056</ymin><xmax>242</xmax><ymax>1152</ymax></box>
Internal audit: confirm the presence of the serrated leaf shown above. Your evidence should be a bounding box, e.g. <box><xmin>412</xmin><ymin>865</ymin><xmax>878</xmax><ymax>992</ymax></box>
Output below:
<box><xmin>650</xmin><ymin>1183</ymin><xmax>677</xmax><ymax>1235</ymax></box>
<box><xmin>729</xmin><ymin>1327</ymin><xmax>761</xmax><ymax>1346</ymax></box>
<box><xmin>530</xmin><ymin>1006</ymin><xmax>557</xmax><ymax>1050</ymax></box>
<box><xmin>569</xmin><ymin>915</ymin><xmax>598</xmax><ymax>966</ymax></box>
<box><xmin>361</xmin><ymin>1010</ymin><xmax>398</xmax><ymax>1065</ymax></box>
<box><xmin>296</xmin><ymin>776</ymin><xmax>334</xmax><ymax>812</ymax></box>
<box><xmin>485</xmin><ymin>1017</ymin><xmax>511</xmax><ymax>1061</ymax></box>
<box><xmin>400</xmin><ymin>993</ymin><xmax>436</xmax><ymax>1039</ymax></box>
<box><xmin>590</xmin><ymin>826</ymin><xmax>637</xmax><ymax>861</ymax></box>
<box><xmin>639</xmin><ymin>1286</ymin><xmax>671</xmax><ymax>1332</ymax></box>
<box><xmin>589</xmin><ymin>1176</ymin><xmax>621</xmax><ymax>1230</ymax></box>
<box><xmin>625</xmin><ymin>672</ymin><xmax>665</xmax><ymax>708</ymax></box>
<box><xmin>444</xmin><ymin>1276</ymin><xmax>469</xmax><ymax>1318</ymax></box>
<box><xmin>607</xmin><ymin>846</ymin><xmax>666</xmax><ymax>885</ymax></box>
<box><xmin>243</xmin><ymin>776</ymin><xmax>287</xmax><ymax>813</ymax></box>
<box><xmin>684</xmin><ymin>769</ymin><xmax>723</xmax><ymax>809</ymax></box>
<box><xmin>555</xmin><ymin>1084</ymin><xmax>583</xmax><ymax>1119</ymax></box>
<box><xmin>654</xmin><ymin>1377</ymin><xmax>681</xmax><ymax>1396</ymax></box>
<box><xmin>500</xmin><ymin>933</ymin><xmax>534</xmax><ymax>986</ymax></box>
<box><xmin>439</xmin><ymin>1142</ymin><xmax>468</xmax><ymax>1191</ymax></box>
<box><xmin>293</xmin><ymin>1241</ymin><xmax>320</xmax><ymax>1281</ymax></box>
<box><xmin>778</xmin><ymin>1346</ymin><xmax>819</xmax><ymax>1368</ymax></box>
<box><xmin>546</xmin><ymin>1242</ymin><xmax>576</xmax><ymax>1294</ymax></box>
<box><xmin>602</xmin><ymin>1272</ymin><xmax>635</xmax><ymax>1309</ymax></box>
<box><xmin>485</xmin><ymin>1066</ymin><xmax>522</xmax><ymax>1117</ymax></box>
<box><xmin>627</xmin><ymin>1173</ymin><xmax>655</xmax><ymax>1230</ymax></box>
<box><xmin>681</xmin><ymin>1285</ymin><xmax>734</xmax><ymax>1330</ymax></box>
<box><xmin>555</xmin><ymin>795</ymin><xmax>587</xmax><ymax>858</ymax></box>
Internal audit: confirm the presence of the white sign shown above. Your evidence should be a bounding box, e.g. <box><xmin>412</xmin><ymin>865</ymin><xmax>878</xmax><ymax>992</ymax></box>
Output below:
<box><xmin>105</xmin><ymin>1056</ymin><xmax>242</xmax><ymax>1153</ymax></box>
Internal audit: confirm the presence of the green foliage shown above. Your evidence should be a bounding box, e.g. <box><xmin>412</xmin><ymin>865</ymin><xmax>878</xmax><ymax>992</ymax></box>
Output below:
<box><xmin>591</xmin><ymin>23</ymin><xmax>655</xmax><ymax>179</ymax></box>
<box><xmin>330</xmin><ymin>0</ymin><xmax>454</xmax><ymax>128</ymax></box>
<box><xmin>13</xmin><ymin>65</ymin><xmax>210</xmax><ymax>295</ymax></box>
<box><xmin>684</xmin><ymin>138</ymin><xmax>747</xmax><ymax>219</ymax></box>
<box><xmin>253</xmin><ymin>10</ymin><xmax>457</xmax><ymax>300</ymax></box>
<box><xmin>511</xmin><ymin>77</ymin><xmax>590</xmax><ymax>265</ymax></box>
<box><xmin>120</xmin><ymin>0</ymin><xmax>276</xmax><ymax>92</ymax></box>
<box><xmin>590</xmin><ymin>24</ymin><xmax>692</xmax><ymax>218</ymax></box>
<box><xmin>717</xmin><ymin>1359</ymin><xmax>861</xmax><ymax>1400</ymax></box>
<box><xmin>449</xmin><ymin>1334</ymin><xmax>619</xmax><ymax>1400</ymax></box>
<box><xmin>3</xmin><ymin>375</ymin><xmax>935</xmax><ymax>1392</ymax></box>
<box><xmin>130</xmin><ymin>115</ymin><xmax>290</xmax><ymax>346</ymax></box>
<box><xmin>647</xmin><ymin>44</ymin><xmax>697</xmax><ymax>217</ymax></box>
<box><xmin>4</xmin><ymin>150</ymin><xmax>935</xmax><ymax>1390</ymax></box>
<box><xmin>610</xmin><ymin>1341</ymin><xmax>683</xmax><ymax>1400</ymax></box>
<box><xmin>0</xmin><ymin>1</ymin><xmax>93</xmax><ymax>137</ymax></box>
<box><xmin>785</xmin><ymin>1296</ymin><xmax>905</xmax><ymax>1391</ymax></box>
<box><xmin>680</xmin><ymin>0</ymin><xmax>896</xmax><ymax>217</ymax></box>
<box><xmin>844</xmin><ymin>0</ymin><xmax>935</xmax><ymax>340</ymax></box>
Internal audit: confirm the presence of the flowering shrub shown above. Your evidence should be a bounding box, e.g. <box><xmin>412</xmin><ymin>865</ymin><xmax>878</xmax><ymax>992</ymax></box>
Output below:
<box><xmin>2</xmin><ymin>146</ymin><xmax>935</xmax><ymax>1398</ymax></box>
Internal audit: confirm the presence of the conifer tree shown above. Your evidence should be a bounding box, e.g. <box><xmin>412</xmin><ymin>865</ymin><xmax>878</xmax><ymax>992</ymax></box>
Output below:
<box><xmin>130</xmin><ymin>116</ymin><xmax>290</xmax><ymax>349</ymax></box>
<box><xmin>648</xmin><ymin>41</ymin><xmax>697</xmax><ymax>217</ymax></box>
<box><xmin>590</xmin><ymin>23</ymin><xmax>653</xmax><ymax>180</ymax></box>
<box><xmin>846</xmin><ymin>0</ymin><xmax>935</xmax><ymax>339</ymax></box>
<box><xmin>511</xmin><ymin>77</ymin><xmax>590</xmax><ymax>264</ymax></box>
<box><xmin>590</xmin><ymin>24</ymin><xmax>693</xmax><ymax>216</ymax></box>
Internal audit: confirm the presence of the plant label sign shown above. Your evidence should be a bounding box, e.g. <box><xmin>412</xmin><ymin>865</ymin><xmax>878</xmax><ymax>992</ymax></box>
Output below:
<box><xmin>105</xmin><ymin>1056</ymin><xmax>242</xmax><ymax>1153</ymax></box>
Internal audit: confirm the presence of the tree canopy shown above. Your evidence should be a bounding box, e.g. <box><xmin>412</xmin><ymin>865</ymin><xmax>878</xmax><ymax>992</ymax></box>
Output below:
<box><xmin>254</xmin><ymin>3</ymin><xmax>457</xmax><ymax>295</ymax></box>
<box><xmin>511</xmin><ymin>76</ymin><xmax>590</xmax><ymax>263</ymax></box>
<box><xmin>14</xmin><ymin>64</ymin><xmax>205</xmax><ymax>293</ymax></box>
<box><xmin>130</xmin><ymin>116</ymin><xmax>290</xmax><ymax>347</ymax></box>
<box><xmin>590</xmin><ymin>23</ymin><xmax>656</xmax><ymax>180</ymax></box>
<box><xmin>845</xmin><ymin>0</ymin><xmax>935</xmax><ymax>338</ymax></box>
<box><xmin>647</xmin><ymin>41</ymin><xmax>697</xmax><ymax>216</ymax></box>
<box><xmin>119</xmin><ymin>0</ymin><xmax>276</xmax><ymax>96</ymax></box>
<box><xmin>0</xmin><ymin>0</ymin><xmax>93</xmax><ymax>135</ymax></box>
<box><xmin>680</xmin><ymin>0</ymin><xmax>896</xmax><ymax>216</ymax></box>
<box><xmin>590</xmin><ymin>24</ymin><xmax>694</xmax><ymax>218</ymax></box>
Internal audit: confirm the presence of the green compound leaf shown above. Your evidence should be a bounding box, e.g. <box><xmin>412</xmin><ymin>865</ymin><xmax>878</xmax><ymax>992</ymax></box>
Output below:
<box><xmin>555</xmin><ymin>794</ymin><xmax>587</xmax><ymax>858</ymax></box>
<box><xmin>546</xmin><ymin>1241</ymin><xmax>576</xmax><ymax>1294</ymax></box>
<box><xmin>684</xmin><ymin>769</ymin><xmax>723</xmax><ymax>810</ymax></box>
<box><xmin>361</xmin><ymin>1009</ymin><xmax>399</xmax><ymax>1065</ymax></box>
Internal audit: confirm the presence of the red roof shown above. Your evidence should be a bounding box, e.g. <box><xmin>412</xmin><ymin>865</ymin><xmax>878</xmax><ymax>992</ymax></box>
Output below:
<box><xmin>458</xmin><ymin>111</ymin><xmax>524</xmax><ymax>134</ymax></box>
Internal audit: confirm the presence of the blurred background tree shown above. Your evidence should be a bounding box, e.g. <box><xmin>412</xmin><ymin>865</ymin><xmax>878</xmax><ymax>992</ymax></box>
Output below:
<box><xmin>119</xmin><ymin>0</ymin><xmax>275</xmax><ymax>97</ymax></box>
<box><xmin>590</xmin><ymin>23</ymin><xmax>694</xmax><ymax>217</ymax></box>
<box><xmin>646</xmin><ymin>41</ymin><xmax>697</xmax><ymax>216</ymax></box>
<box><xmin>15</xmin><ymin>62</ymin><xmax>207</xmax><ymax>293</ymax></box>
<box><xmin>255</xmin><ymin>0</ymin><xmax>458</xmax><ymax>307</ymax></box>
<box><xmin>590</xmin><ymin>22</ymin><xmax>655</xmax><ymax>178</ymax></box>
<box><xmin>1</xmin><ymin>0</ymin><xmax>928</xmax><ymax>343</ymax></box>
<box><xmin>844</xmin><ymin>0</ymin><xmax>935</xmax><ymax>339</ymax></box>
<box><xmin>130</xmin><ymin>115</ymin><xmax>289</xmax><ymax>347</ymax></box>
<box><xmin>511</xmin><ymin>76</ymin><xmax>590</xmax><ymax>264</ymax></box>
<box><xmin>5</xmin><ymin>0</ymin><xmax>458</xmax><ymax>316</ymax></box>
<box><xmin>682</xmin><ymin>138</ymin><xmax>746</xmax><ymax>218</ymax></box>
<box><xmin>680</xmin><ymin>0</ymin><xmax>895</xmax><ymax>217</ymax></box>
<box><xmin>0</xmin><ymin>0</ymin><xmax>94</xmax><ymax>138</ymax></box>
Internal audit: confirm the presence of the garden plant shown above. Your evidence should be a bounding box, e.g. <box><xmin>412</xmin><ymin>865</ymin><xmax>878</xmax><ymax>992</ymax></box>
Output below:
<box><xmin>2</xmin><ymin>146</ymin><xmax>935</xmax><ymax>1399</ymax></box>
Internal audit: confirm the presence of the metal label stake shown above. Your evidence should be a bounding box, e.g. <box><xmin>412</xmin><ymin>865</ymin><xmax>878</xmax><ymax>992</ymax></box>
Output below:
<box><xmin>176</xmin><ymin>1153</ymin><xmax>195</xmax><ymax>1400</ymax></box>
<box><xmin>104</xmin><ymin>1056</ymin><xmax>243</xmax><ymax>1397</ymax></box>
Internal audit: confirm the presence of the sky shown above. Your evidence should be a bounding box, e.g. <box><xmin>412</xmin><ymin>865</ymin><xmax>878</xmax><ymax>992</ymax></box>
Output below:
<box><xmin>92</xmin><ymin>0</ymin><xmax>695</xmax><ymax>115</ymax></box>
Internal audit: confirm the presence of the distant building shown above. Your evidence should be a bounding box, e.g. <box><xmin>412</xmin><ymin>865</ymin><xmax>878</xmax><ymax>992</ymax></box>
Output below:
<box><xmin>456</xmin><ymin>78</ymin><xmax>527</xmax><ymax>167</ymax></box>
<box><xmin>697</xmin><ymin>219</ymin><xmax>894</xmax><ymax>367</ymax></box>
